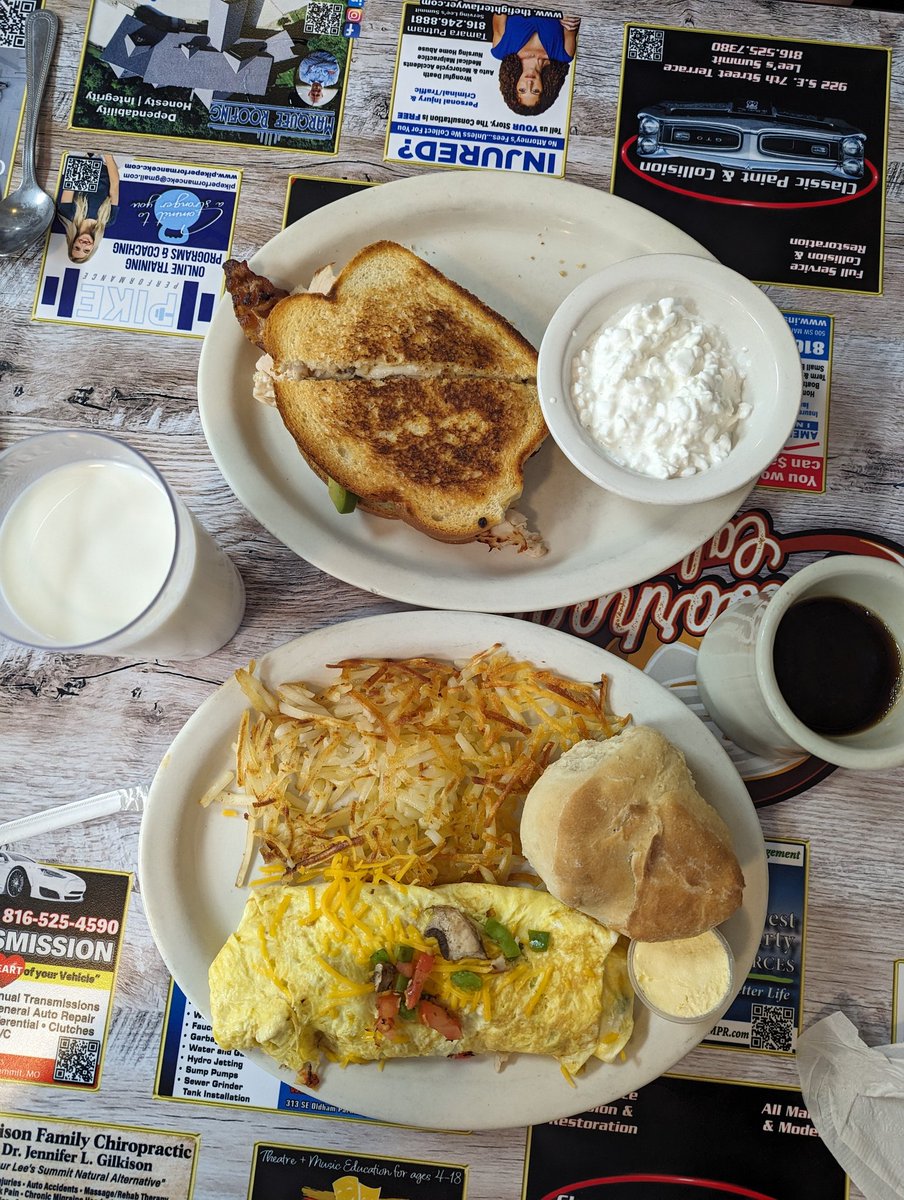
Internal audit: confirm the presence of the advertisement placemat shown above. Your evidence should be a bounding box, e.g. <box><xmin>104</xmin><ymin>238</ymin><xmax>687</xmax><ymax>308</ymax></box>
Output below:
<box><xmin>70</xmin><ymin>0</ymin><xmax>356</xmax><ymax>156</ymax></box>
<box><xmin>248</xmin><ymin>1142</ymin><xmax>467</xmax><ymax>1200</ymax></box>
<box><xmin>284</xmin><ymin>173</ymin><xmax>376</xmax><ymax>229</ymax></box>
<box><xmin>760</xmin><ymin>313</ymin><xmax>832</xmax><ymax>494</ymax></box>
<box><xmin>0</xmin><ymin>861</ymin><xmax>130</xmax><ymax>1090</ymax></box>
<box><xmin>522</xmin><ymin>1074</ymin><xmax>847</xmax><ymax>1199</ymax></box>
<box><xmin>704</xmin><ymin>838</ymin><xmax>808</xmax><ymax>1053</ymax></box>
<box><xmin>0</xmin><ymin>1112</ymin><xmax>197</xmax><ymax>1199</ymax></box>
<box><xmin>33</xmin><ymin>153</ymin><xmax>240</xmax><ymax>338</ymax></box>
<box><xmin>0</xmin><ymin>0</ymin><xmax>42</xmax><ymax>198</ymax></box>
<box><xmin>154</xmin><ymin>979</ymin><xmax>369</xmax><ymax>1124</ymax></box>
<box><xmin>386</xmin><ymin>2</ymin><xmax>579</xmax><ymax>176</ymax></box>
<box><xmin>611</xmin><ymin>24</ymin><xmax>890</xmax><ymax>293</ymax></box>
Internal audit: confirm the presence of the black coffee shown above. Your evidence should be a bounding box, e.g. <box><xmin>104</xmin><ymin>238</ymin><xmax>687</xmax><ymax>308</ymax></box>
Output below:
<box><xmin>772</xmin><ymin>596</ymin><xmax>901</xmax><ymax>736</ymax></box>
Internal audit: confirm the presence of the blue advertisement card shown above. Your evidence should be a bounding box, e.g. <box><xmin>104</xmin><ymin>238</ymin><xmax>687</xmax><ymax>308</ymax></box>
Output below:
<box><xmin>32</xmin><ymin>152</ymin><xmax>241</xmax><ymax>338</ymax></box>
<box><xmin>704</xmin><ymin>838</ymin><xmax>808</xmax><ymax>1054</ymax></box>
<box><xmin>154</xmin><ymin>979</ymin><xmax>370</xmax><ymax>1124</ymax></box>
<box><xmin>0</xmin><ymin>1</ymin><xmax>41</xmax><ymax>198</ymax></box>
<box><xmin>758</xmin><ymin>312</ymin><xmax>833</xmax><ymax>494</ymax></box>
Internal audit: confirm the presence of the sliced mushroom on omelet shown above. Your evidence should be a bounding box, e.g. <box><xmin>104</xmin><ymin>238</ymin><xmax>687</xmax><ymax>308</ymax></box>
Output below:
<box><xmin>208</xmin><ymin>869</ymin><xmax>634</xmax><ymax>1083</ymax></box>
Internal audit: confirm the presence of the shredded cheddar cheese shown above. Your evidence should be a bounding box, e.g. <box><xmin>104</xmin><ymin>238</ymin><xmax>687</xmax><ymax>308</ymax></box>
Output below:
<box><xmin>266</xmin><ymin>855</ymin><xmax>570</xmax><ymax>1032</ymax></box>
<box><xmin>522</xmin><ymin>964</ymin><xmax>554</xmax><ymax>1017</ymax></box>
<box><xmin>314</xmin><ymin>954</ymin><xmax>374</xmax><ymax>995</ymax></box>
<box><xmin>268</xmin><ymin>893</ymin><xmax>291</xmax><ymax>938</ymax></box>
<box><xmin>253</xmin><ymin>924</ymin><xmax>293</xmax><ymax>1002</ymax></box>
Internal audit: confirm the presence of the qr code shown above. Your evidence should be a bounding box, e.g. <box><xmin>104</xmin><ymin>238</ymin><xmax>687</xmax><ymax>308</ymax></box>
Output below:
<box><xmin>62</xmin><ymin>154</ymin><xmax>104</xmax><ymax>194</ymax></box>
<box><xmin>304</xmin><ymin>2</ymin><xmax>343</xmax><ymax>35</ymax></box>
<box><xmin>0</xmin><ymin>0</ymin><xmax>39</xmax><ymax>50</ymax></box>
<box><xmin>627</xmin><ymin>26</ymin><xmax>665</xmax><ymax>63</ymax></box>
<box><xmin>53</xmin><ymin>1036</ymin><xmax>101</xmax><ymax>1086</ymax></box>
<box><xmin>750</xmin><ymin>1003</ymin><xmax>795</xmax><ymax>1052</ymax></box>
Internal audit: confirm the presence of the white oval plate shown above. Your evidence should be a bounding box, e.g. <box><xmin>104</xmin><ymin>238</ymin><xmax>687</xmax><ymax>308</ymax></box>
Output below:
<box><xmin>198</xmin><ymin>172</ymin><xmax>753</xmax><ymax>612</ymax></box>
<box><xmin>140</xmin><ymin>610</ymin><xmax>767</xmax><ymax>1130</ymax></box>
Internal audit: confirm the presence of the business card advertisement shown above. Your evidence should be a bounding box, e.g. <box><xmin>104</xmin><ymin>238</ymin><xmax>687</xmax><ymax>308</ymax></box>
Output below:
<box><xmin>248</xmin><ymin>1142</ymin><xmax>467</xmax><ymax>1200</ymax></box>
<box><xmin>155</xmin><ymin>979</ymin><xmax>369</xmax><ymax>1123</ymax></box>
<box><xmin>703</xmin><ymin>838</ymin><xmax>808</xmax><ymax>1053</ymax></box>
<box><xmin>522</xmin><ymin>1074</ymin><xmax>847</xmax><ymax>1199</ymax></box>
<box><xmin>612</xmin><ymin>24</ymin><xmax>890</xmax><ymax>293</ymax></box>
<box><xmin>0</xmin><ymin>1</ymin><xmax>43</xmax><ymax>197</ymax></box>
<box><xmin>0</xmin><ymin>1112</ymin><xmax>197</xmax><ymax>1200</ymax></box>
<box><xmin>386</xmin><ymin>2</ymin><xmax>579</xmax><ymax>176</ymax></box>
<box><xmin>284</xmin><ymin>173</ymin><xmax>376</xmax><ymax>229</ymax></box>
<box><xmin>0</xmin><ymin>861</ymin><xmax>130</xmax><ymax>1090</ymax></box>
<box><xmin>33</xmin><ymin>152</ymin><xmax>240</xmax><ymax>337</ymax></box>
<box><xmin>759</xmin><ymin>313</ymin><xmax>833</xmax><ymax>493</ymax></box>
<box><xmin>519</xmin><ymin>516</ymin><xmax>904</xmax><ymax>806</ymax></box>
<box><xmin>70</xmin><ymin>0</ymin><xmax>355</xmax><ymax>156</ymax></box>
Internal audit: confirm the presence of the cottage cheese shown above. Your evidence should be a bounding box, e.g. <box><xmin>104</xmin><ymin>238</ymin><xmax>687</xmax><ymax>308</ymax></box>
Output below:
<box><xmin>571</xmin><ymin>297</ymin><xmax>749</xmax><ymax>479</ymax></box>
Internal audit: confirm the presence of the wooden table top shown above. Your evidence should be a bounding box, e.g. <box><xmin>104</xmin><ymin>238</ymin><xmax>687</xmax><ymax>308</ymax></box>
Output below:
<box><xmin>2</xmin><ymin>1</ymin><xmax>903</xmax><ymax>1196</ymax></box>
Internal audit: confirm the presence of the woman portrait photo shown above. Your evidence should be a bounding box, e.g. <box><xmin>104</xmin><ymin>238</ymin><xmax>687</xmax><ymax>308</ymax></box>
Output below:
<box><xmin>56</xmin><ymin>151</ymin><xmax>120</xmax><ymax>264</ymax></box>
<box><xmin>491</xmin><ymin>14</ymin><xmax>580</xmax><ymax>116</ymax></box>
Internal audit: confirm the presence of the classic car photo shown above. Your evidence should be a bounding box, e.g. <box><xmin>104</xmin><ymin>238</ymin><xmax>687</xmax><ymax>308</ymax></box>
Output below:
<box><xmin>635</xmin><ymin>99</ymin><xmax>867</xmax><ymax>178</ymax></box>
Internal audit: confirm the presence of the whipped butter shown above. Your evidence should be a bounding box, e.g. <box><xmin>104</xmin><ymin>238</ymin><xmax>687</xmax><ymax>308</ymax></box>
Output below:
<box><xmin>571</xmin><ymin>297</ymin><xmax>749</xmax><ymax>479</ymax></box>
<box><xmin>630</xmin><ymin>929</ymin><xmax>732</xmax><ymax>1020</ymax></box>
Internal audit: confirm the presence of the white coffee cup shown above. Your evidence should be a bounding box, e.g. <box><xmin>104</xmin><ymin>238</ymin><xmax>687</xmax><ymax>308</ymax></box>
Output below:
<box><xmin>696</xmin><ymin>555</ymin><xmax>904</xmax><ymax>770</ymax></box>
<box><xmin>0</xmin><ymin>431</ymin><xmax>245</xmax><ymax>659</ymax></box>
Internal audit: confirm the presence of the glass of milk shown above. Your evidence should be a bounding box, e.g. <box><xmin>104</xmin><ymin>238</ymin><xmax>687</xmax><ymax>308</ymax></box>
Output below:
<box><xmin>0</xmin><ymin>431</ymin><xmax>245</xmax><ymax>659</ymax></box>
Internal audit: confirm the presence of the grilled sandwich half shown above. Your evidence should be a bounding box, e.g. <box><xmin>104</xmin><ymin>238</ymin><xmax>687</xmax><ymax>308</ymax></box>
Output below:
<box><xmin>224</xmin><ymin>241</ymin><xmax>547</xmax><ymax>550</ymax></box>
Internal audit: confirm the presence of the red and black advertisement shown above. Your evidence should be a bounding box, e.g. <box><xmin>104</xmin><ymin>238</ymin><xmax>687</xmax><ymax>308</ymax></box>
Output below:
<box><xmin>522</xmin><ymin>1074</ymin><xmax>847</xmax><ymax>1200</ymax></box>
<box><xmin>611</xmin><ymin>24</ymin><xmax>890</xmax><ymax>294</ymax></box>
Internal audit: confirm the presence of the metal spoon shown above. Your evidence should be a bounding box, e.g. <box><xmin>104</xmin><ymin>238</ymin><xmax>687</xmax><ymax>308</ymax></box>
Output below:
<box><xmin>0</xmin><ymin>10</ymin><xmax>59</xmax><ymax>258</ymax></box>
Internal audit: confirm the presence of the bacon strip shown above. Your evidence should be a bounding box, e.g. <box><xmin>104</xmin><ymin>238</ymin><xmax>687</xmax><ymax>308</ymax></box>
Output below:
<box><xmin>223</xmin><ymin>258</ymin><xmax>289</xmax><ymax>349</ymax></box>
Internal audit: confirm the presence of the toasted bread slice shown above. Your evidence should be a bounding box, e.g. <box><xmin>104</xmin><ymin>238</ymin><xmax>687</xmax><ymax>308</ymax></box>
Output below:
<box><xmin>262</xmin><ymin>241</ymin><xmax>537</xmax><ymax>381</ymax></box>
<box><xmin>274</xmin><ymin>376</ymin><xmax>546</xmax><ymax>543</ymax></box>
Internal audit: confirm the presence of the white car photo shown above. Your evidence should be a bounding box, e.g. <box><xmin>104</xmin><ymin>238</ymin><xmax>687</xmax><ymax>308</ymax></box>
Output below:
<box><xmin>0</xmin><ymin>851</ymin><xmax>86</xmax><ymax>902</ymax></box>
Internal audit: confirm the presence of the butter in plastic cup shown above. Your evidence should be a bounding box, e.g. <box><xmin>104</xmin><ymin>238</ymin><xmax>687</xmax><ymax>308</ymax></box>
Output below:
<box><xmin>627</xmin><ymin>927</ymin><xmax>734</xmax><ymax>1025</ymax></box>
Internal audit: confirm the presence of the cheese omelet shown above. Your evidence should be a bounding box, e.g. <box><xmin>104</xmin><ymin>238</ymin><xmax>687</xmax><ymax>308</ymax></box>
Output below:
<box><xmin>208</xmin><ymin>869</ymin><xmax>634</xmax><ymax>1080</ymax></box>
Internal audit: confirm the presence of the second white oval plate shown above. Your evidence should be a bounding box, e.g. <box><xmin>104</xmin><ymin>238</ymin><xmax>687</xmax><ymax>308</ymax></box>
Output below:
<box><xmin>141</xmin><ymin>610</ymin><xmax>767</xmax><ymax>1130</ymax></box>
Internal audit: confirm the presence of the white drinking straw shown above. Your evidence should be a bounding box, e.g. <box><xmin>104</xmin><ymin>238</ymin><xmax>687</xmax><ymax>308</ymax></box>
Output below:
<box><xmin>0</xmin><ymin>785</ymin><xmax>148</xmax><ymax>844</ymax></box>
